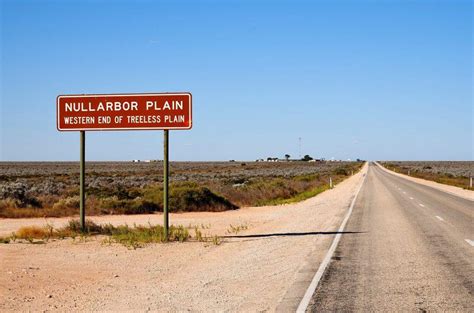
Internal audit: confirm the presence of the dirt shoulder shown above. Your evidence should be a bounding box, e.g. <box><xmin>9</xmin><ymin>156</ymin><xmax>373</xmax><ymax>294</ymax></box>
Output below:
<box><xmin>0</xmin><ymin>164</ymin><xmax>367</xmax><ymax>312</ymax></box>
<box><xmin>375</xmin><ymin>162</ymin><xmax>473</xmax><ymax>201</ymax></box>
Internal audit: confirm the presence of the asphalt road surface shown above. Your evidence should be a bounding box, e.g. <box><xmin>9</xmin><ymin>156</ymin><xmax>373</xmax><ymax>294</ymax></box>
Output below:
<box><xmin>308</xmin><ymin>162</ymin><xmax>473</xmax><ymax>312</ymax></box>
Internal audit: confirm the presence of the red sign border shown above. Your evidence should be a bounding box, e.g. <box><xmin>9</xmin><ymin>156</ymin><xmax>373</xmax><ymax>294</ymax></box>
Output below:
<box><xmin>56</xmin><ymin>92</ymin><xmax>192</xmax><ymax>131</ymax></box>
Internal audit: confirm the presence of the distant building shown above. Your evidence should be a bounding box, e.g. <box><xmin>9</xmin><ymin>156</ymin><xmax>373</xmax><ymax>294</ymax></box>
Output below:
<box><xmin>266</xmin><ymin>157</ymin><xmax>279</xmax><ymax>162</ymax></box>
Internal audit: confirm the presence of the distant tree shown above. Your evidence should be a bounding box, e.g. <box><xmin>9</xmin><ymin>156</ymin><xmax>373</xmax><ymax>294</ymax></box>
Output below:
<box><xmin>302</xmin><ymin>154</ymin><xmax>313</xmax><ymax>162</ymax></box>
<box><xmin>284</xmin><ymin>154</ymin><xmax>291</xmax><ymax>161</ymax></box>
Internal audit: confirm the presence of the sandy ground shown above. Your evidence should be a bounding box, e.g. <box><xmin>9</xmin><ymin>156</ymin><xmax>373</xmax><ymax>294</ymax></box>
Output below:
<box><xmin>375</xmin><ymin>162</ymin><xmax>474</xmax><ymax>201</ymax></box>
<box><xmin>0</xmin><ymin>164</ymin><xmax>367</xmax><ymax>312</ymax></box>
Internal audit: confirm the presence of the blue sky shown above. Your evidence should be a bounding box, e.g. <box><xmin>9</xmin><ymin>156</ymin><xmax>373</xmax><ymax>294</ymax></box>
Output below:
<box><xmin>1</xmin><ymin>0</ymin><xmax>472</xmax><ymax>161</ymax></box>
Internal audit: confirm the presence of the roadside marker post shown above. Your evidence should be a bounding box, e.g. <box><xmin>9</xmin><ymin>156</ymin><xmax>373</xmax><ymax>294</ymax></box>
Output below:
<box><xmin>57</xmin><ymin>93</ymin><xmax>192</xmax><ymax>238</ymax></box>
<box><xmin>470</xmin><ymin>177</ymin><xmax>473</xmax><ymax>189</ymax></box>
<box><xmin>329</xmin><ymin>177</ymin><xmax>333</xmax><ymax>189</ymax></box>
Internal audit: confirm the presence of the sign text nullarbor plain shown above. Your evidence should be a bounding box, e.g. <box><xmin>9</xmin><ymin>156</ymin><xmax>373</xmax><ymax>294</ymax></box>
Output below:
<box><xmin>57</xmin><ymin>93</ymin><xmax>192</xmax><ymax>131</ymax></box>
<box><xmin>64</xmin><ymin>100</ymin><xmax>184</xmax><ymax>112</ymax></box>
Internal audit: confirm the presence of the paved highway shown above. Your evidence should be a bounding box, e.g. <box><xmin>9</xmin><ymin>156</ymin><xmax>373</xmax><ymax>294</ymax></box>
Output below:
<box><xmin>308</xmin><ymin>162</ymin><xmax>473</xmax><ymax>311</ymax></box>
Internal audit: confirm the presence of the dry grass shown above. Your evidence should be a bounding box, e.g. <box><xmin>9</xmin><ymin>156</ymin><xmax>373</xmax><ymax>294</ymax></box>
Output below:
<box><xmin>0</xmin><ymin>219</ymin><xmax>227</xmax><ymax>248</ymax></box>
<box><xmin>226</xmin><ymin>223</ymin><xmax>249</xmax><ymax>235</ymax></box>
<box><xmin>16</xmin><ymin>225</ymin><xmax>53</xmax><ymax>240</ymax></box>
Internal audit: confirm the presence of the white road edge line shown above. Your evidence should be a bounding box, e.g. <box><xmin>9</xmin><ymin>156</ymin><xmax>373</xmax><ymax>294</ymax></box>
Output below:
<box><xmin>296</xmin><ymin>167</ymin><xmax>367</xmax><ymax>313</ymax></box>
<box><xmin>435</xmin><ymin>216</ymin><xmax>444</xmax><ymax>222</ymax></box>
<box><xmin>409</xmin><ymin>197</ymin><xmax>414</xmax><ymax>200</ymax></box>
<box><xmin>465</xmin><ymin>239</ymin><xmax>474</xmax><ymax>247</ymax></box>
<box><xmin>419</xmin><ymin>203</ymin><xmax>425</xmax><ymax>207</ymax></box>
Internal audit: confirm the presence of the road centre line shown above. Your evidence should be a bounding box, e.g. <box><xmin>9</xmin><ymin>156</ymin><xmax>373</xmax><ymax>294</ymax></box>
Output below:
<box><xmin>409</xmin><ymin>197</ymin><xmax>414</xmax><ymax>200</ymax></box>
<box><xmin>419</xmin><ymin>203</ymin><xmax>425</xmax><ymax>207</ymax></box>
<box><xmin>465</xmin><ymin>239</ymin><xmax>474</xmax><ymax>247</ymax></box>
<box><xmin>435</xmin><ymin>216</ymin><xmax>445</xmax><ymax>222</ymax></box>
<box><xmin>296</xmin><ymin>168</ymin><xmax>367</xmax><ymax>312</ymax></box>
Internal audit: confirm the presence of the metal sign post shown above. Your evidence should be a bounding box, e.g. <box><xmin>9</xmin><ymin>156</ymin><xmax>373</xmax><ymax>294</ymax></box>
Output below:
<box><xmin>80</xmin><ymin>131</ymin><xmax>86</xmax><ymax>232</ymax></box>
<box><xmin>57</xmin><ymin>92</ymin><xmax>192</xmax><ymax>237</ymax></box>
<box><xmin>163</xmin><ymin>130</ymin><xmax>169</xmax><ymax>240</ymax></box>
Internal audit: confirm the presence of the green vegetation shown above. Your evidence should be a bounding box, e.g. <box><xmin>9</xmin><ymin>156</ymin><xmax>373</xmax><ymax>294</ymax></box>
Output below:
<box><xmin>108</xmin><ymin>224</ymin><xmax>190</xmax><ymax>249</ymax></box>
<box><xmin>0</xmin><ymin>219</ymin><xmax>226</xmax><ymax>248</ymax></box>
<box><xmin>141</xmin><ymin>182</ymin><xmax>238</xmax><ymax>212</ymax></box>
<box><xmin>263</xmin><ymin>185</ymin><xmax>330</xmax><ymax>205</ymax></box>
<box><xmin>211</xmin><ymin>235</ymin><xmax>222</xmax><ymax>245</ymax></box>
<box><xmin>226</xmin><ymin>223</ymin><xmax>249</xmax><ymax>234</ymax></box>
<box><xmin>193</xmin><ymin>225</ymin><xmax>204</xmax><ymax>242</ymax></box>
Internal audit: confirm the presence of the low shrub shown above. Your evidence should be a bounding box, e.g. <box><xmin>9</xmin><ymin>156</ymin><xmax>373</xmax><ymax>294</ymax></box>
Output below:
<box><xmin>294</xmin><ymin>174</ymin><xmax>320</xmax><ymax>182</ymax></box>
<box><xmin>0</xmin><ymin>198</ymin><xmax>18</xmax><ymax>211</ymax></box>
<box><xmin>169</xmin><ymin>184</ymin><xmax>237</xmax><ymax>212</ymax></box>
<box><xmin>99</xmin><ymin>197</ymin><xmax>159</xmax><ymax>215</ymax></box>
<box><xmin>0</xmin><ymin>206</ymin><xmax>48</xmax><ymax>218</ymax></box>
<box><xmin>16</xmin><ymin>225</ymin><xmax>52</xmax><ymax>240</ymax></box>
<box><xmin>142</xmin><ymin>183</ymin><xmax>238</xmax><ymax>212</ymax></box>
<box><xmin>52</xmin><ymin>196</ymin><xmax>80</xmax><ymax>211</ymax></box>
<box><xmin>66</xmin><ymin>219</ymin><xmax>105</xmax><ymax>233</ymax></box>
<box><xmin>333</xmin><ymin>167</ymin><xmax>349</xmax><ymax>176</ymax></box>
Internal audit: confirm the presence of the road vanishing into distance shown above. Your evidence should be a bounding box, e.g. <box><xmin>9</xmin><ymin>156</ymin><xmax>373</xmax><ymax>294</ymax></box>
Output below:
<box><xmin>308</xmin><ymin>162</ymin><xmax>473</xmax><ymax>312</ymax></box>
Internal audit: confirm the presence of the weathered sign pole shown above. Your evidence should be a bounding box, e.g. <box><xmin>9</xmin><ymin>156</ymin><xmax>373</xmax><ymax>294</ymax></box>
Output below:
<box><xmin>163</xmin><ymin>130</ymin><xmax>169</xmax><ymax>240</ymax></box>
<box><xmin>80</xmin><ymin>131</ymin><xmax>86</xmax><ymax>231</ymax></box>
<box><xmin>57</xmin><ymin>93</ymin><xmax>192</xmax><ymax>239</ymax></box>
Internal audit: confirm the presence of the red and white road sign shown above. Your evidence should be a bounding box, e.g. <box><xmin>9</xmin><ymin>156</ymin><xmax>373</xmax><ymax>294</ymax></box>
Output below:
<box><xmin>57</xmin><ymin>93</ymin><xmax>192</xmax><ymax>131</ymax></box>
